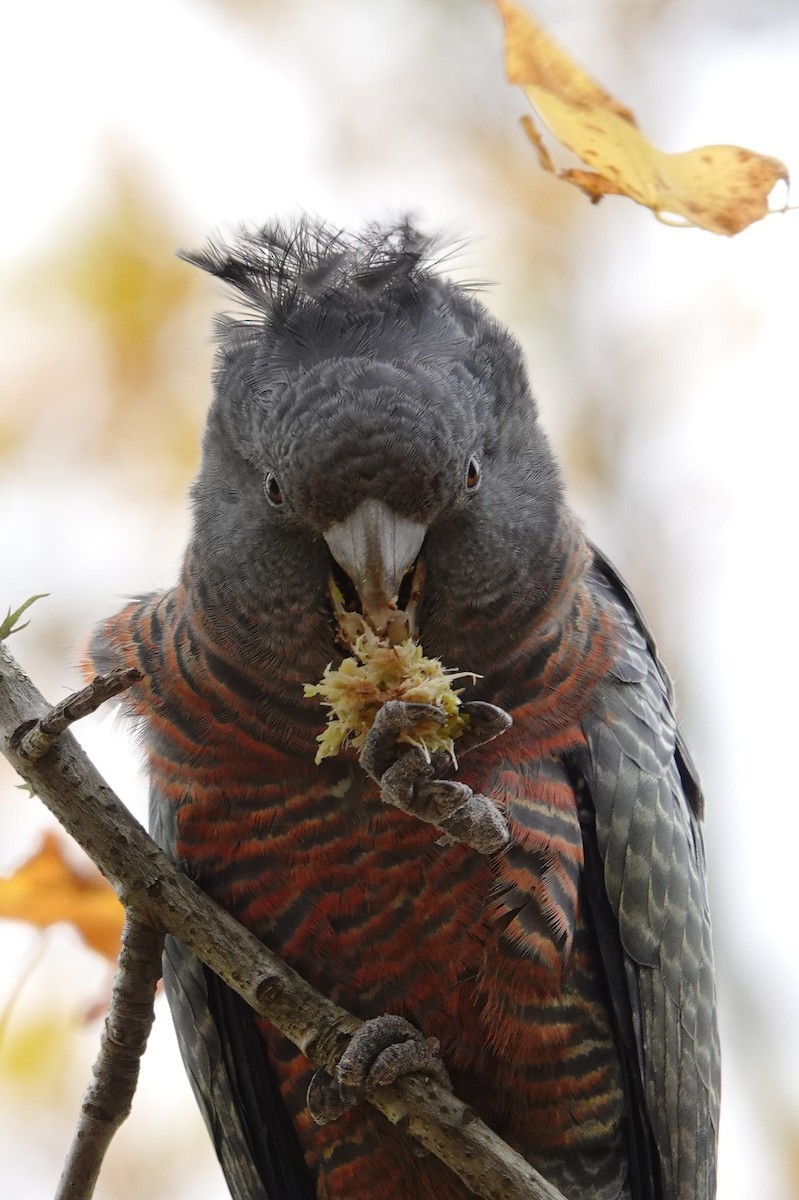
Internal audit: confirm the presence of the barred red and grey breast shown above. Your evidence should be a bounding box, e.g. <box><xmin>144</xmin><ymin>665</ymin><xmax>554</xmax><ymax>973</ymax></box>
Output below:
<box><xmin>88</xmin><ymin>544</ymin><xmax>652</xmax><ymax>1200</ymax></box>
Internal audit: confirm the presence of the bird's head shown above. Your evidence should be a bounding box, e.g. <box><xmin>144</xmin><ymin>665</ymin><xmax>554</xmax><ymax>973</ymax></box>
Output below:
<box><xmin>184</xmin><ymin>219</ymin><xmax>566</xmax><ymax>670</ymax></box>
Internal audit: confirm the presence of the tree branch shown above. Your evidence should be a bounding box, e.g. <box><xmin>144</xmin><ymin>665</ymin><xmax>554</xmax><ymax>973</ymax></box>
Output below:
<box><xmin>55</xmin><ymin>913</ymin><xmax>164</xmax><ymax>1200</ymax></box>
<box><xmin>16</xmin><ymin>667</ymin><xmax>142</xmax><ymax>760</ymax></box>
<box><xmin>0</xmin><ymin>642</ymin><xmax>567</xmax><ymax>1200</ymax></box>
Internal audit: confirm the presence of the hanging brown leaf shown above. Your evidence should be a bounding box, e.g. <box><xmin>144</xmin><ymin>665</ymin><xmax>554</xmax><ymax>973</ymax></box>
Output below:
<box><xmin>0</xmin><ymin>833</ymin><xmax>124</xmax><ymax>962</ymax></box>
<box><xmin>495</xmin><ymin>0</ymin><xmax>789</xmax><ymax>235</ymax></box>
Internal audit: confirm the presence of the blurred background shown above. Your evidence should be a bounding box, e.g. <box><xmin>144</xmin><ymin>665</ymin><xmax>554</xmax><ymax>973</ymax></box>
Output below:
<box><xmin>0</xmin><ymin>0</ymin><xmax>797</xmax><ymax>1196</ymax></box>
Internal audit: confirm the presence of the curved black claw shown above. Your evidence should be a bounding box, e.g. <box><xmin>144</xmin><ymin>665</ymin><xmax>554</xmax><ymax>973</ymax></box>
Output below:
<box><xmin>358</xmin><ymin>699</ymin><xmax>512</xmax><ymax>855</ymax></box>
<box><xmin>456</xmin><ymin>701</ymin><xmax>513</xmax><ymax>756</ymax></box>
<box><xmin>380</xmin><ymin>750</ymin><xmax>510</xmax><ymax>854</ymax></box>
<box><xmin>359</xmin><ymin>700</ymin><xmax>446</xmax><ymax>782</ymax></box>
<box><xmin>307</xmin><ymin>1014</ymin><xmax>449</xmax><ymax>1126</ymax></box>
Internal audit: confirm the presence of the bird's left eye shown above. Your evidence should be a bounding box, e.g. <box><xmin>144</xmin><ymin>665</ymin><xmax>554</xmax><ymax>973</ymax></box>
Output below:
<box><xmin>465</xmin><ymin>455</ymin><xmax>481</xmax><ymax>492</ymax></box>
<box><xmin>265</xmin><ymin>472</ymin><xmax>285</xmax><ymax>507</ymax></box>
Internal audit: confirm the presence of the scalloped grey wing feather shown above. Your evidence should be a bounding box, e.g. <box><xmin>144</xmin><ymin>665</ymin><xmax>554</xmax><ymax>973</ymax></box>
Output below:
<box><xmin>163</xmin><ymin>936</ymin><xmax>272</xmax><ymax>1200</ymax></box>
<box><xmin>579</xmin><ymin>599</ymin><xmax>720</xmax><ymax>1200</ymax></box>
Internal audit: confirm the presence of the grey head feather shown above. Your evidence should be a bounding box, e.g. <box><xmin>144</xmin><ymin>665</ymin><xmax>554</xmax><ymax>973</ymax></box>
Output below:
<box><xmin>181</xmin><ymin>217</ymin><xmax>566</xmax><ymax>675</ymax></box>
<box><xmin>179</xmin><ymin>217</ymin><xmax>437</xmax><ymax>323</ymax></box>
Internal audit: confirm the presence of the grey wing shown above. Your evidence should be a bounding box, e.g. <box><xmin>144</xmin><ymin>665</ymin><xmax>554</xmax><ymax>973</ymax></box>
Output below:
<box><xmin>163</xmin><ymin>938</ymin><xmax>272</xmax><ymax>1200</ymax></box>
<box><xmin>573</xmin><ymin>551</ymin><xmax>720</xmax><ymax>1200</ymax></box>
<box><xmin>151</xmin><ymin>790</ymin><xmax>315</xmax><ymax>1200</ymax></box>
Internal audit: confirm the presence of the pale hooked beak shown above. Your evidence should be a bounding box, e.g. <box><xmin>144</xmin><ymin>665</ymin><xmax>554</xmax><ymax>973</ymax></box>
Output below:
<box><xmin>324</xmin><ymin>498</ymin><xmax>426</xmax><ymax>638</ymax></box>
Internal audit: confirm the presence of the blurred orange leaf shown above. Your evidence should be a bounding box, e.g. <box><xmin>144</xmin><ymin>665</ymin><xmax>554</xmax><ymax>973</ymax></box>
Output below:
<box><xmin>7</xmin><ymin>157</ymin><xmax>211</xmax><ymax>494</ymax></box>
<box><xmin>0</xmin><ymin>833</ymin><xmax>123</xmax><ymax>962</ymax></box>
<box><xmin>496</xmin><ymin>0</ymin><xmax>789</xmax><ymax>235</ymax></box>
<box><xmin>50</xmin><ymin>163</ymin><xmax>198</xmax><ymax>393</ymax></box>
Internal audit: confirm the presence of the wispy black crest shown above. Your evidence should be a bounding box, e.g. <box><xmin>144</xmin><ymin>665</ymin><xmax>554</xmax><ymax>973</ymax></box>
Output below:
<box><xmin>179</xmin><ymin>217</ymin><xmax>445</xmax><ymax>327</ymax></box>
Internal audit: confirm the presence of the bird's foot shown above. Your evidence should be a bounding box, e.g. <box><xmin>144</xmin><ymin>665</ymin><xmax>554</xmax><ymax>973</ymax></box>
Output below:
<box><xmin>307</xmin><ymin>1014</ymin><xmax>449</xmax><ymax>1125</ymax></box>
<box><xmin>359</xmin><ymin>700</ymin><xmax>512</xmax><ymax>855</ymax></box>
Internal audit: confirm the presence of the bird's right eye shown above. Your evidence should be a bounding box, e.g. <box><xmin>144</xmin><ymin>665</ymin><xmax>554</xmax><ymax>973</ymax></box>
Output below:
<box><xmin>465</xmin><ymin>455</ymin><xmax>481</xmax><ymax>493</ymax></box>
<box><xmin>265</xmin><ymin>472</ymin><xmax>284</xmax><ymax>507</ymax></box>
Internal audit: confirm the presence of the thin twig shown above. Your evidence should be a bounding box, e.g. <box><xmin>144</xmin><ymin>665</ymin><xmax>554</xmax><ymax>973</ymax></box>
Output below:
<box><xmin>0</xmin><ymin>644</ymin><xmax>567</xmax><ymax>1200</ymax></box>
<box><xmin>55</xmin><ymin>913</ymin><xmax>164</xmax><ymax>1200</ymax></box>
<box><xmin>16</xmin><ymin>667</ymin><xmax>142</xmax><ymax>761</ymax></box>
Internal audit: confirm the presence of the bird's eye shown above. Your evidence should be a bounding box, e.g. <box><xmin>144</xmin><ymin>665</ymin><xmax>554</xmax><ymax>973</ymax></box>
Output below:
<box><xmin>265</xmin><ymin>472</ymin><xmax>284</xmax><ymax>507</ymax></box>
<box><xmin>465</xmin><ymin>455</ymin><xmax>481</xmax><ymax>493</ymax></box>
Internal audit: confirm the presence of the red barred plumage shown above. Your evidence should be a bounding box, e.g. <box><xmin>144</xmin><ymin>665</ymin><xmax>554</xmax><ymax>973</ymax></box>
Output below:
<box><xmin>91</xmin><ymin>543</ymin><xmax>631</xmax><ymax>1196</ymax></box>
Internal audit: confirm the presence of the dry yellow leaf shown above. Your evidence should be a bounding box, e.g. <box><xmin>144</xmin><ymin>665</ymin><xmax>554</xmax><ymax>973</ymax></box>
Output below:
<box><xmin>0</xmin><ymin>833</ymin><xmax>124</xmax><ymax>962</ymax></box>
<box><xmin>496</xmin><ymin>0</ymin><xmax>789</xmax><ymax>235</ymax></box>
